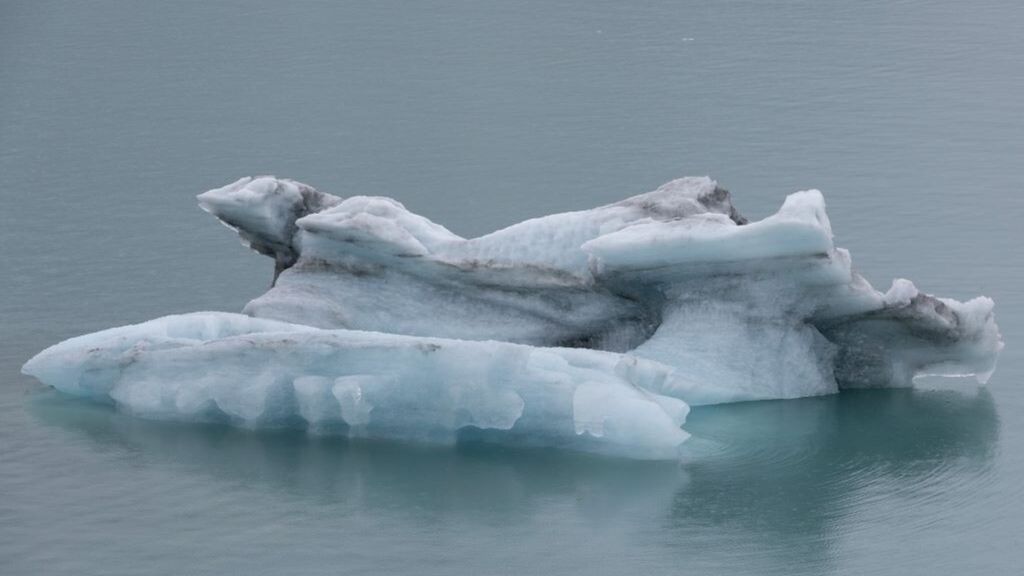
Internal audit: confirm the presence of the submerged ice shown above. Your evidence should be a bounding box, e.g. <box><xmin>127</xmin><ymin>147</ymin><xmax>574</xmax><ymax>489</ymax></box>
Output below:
<box><xmin>23</xmin><ymin>175</ymin><xmax>1003</xmax><ymax>458</ymax></box>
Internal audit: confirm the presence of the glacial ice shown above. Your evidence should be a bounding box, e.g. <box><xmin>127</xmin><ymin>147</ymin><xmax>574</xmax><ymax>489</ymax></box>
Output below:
<box><xmin>23</xmin><ymin>312</ymin><xmax>689</xmax><ymax>458</ymax></box>
<box><xmin>23</xmin><ymin>175</ymin><xmax>1003</xmax><ymax>458</ymax></box>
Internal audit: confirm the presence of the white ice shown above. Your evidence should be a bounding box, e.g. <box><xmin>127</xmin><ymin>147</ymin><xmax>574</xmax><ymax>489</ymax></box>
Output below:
<box><xmin>23</xmin><ymin>175</ymin><xmax>1003</xmax><ymax>459</ymax></box>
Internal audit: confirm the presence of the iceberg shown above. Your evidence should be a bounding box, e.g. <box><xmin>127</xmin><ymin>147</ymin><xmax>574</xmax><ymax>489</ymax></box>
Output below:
<box><xmin>23</xmin><ymin>176</ymin><xmax>1003</xmax><ymax>458</ymax></box>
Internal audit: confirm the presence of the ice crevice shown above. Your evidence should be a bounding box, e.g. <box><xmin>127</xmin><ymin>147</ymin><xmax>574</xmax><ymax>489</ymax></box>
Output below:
<box><xmin>23</xmin><ymin>176</ymin><xmax>1003</xmax><ymax>459</ymax></box>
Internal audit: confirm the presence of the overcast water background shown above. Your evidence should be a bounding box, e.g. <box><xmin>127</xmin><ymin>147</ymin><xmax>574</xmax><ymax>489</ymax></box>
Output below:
<box><xmin>2</xmin><ymin>1</ymin><xmax>1022</xmax><ymax>574</ymax></box>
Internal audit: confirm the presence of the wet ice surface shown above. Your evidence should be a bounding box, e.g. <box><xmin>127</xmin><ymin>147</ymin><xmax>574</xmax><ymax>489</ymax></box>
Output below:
<box><xmin>3</xmin><ymin>1</ymin><xmax>1024</xmax><ymax>574</ymax></box>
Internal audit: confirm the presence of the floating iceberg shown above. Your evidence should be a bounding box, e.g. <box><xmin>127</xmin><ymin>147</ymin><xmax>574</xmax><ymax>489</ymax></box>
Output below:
<box><xmin>23</xmin><ymin>176</ymin><xmax>1003</xmax><ymax>458</ymax></box>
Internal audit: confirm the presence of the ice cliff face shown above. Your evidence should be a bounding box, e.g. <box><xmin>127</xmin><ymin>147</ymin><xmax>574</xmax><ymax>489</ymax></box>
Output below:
<box><xmin>23</xmin><ymin>176</ymin><xmax>1003</xmax><ymax>458</ymax></box>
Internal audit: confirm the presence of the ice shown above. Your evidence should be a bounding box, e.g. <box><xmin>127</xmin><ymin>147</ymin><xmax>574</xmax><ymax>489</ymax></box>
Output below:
<box><xmin>241</xmin><ymin>176</ymin><xmax>741</xmax><ymax>345</ymax></box>
<box><xmin>198</xmin><ymin>177</ymin><xmax>342</xmax><ymax>282</ymax></box>
<box><xmin>298</xmin><ymin>196</ymin><xmax>462</xmax><ymax>257</ymax></box>
<box><xmin>582</xmin><ymin>189</ymin><xmax>833</xmax><ymax>272</ymax></box>
<box><xmin>23</xmin><ymin>313</ymin><xmax>690</xmax><ymax>459</ymax></box>
<box><xmin>22</xmin><ymin>175</ymin><xmax>1003</xmax><ymax>459</ymax></box>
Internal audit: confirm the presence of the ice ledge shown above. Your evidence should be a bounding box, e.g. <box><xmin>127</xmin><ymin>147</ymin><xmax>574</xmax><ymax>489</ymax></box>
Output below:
<box><xmin>24</xmin><ymin>312</ymin><xmax>690</xmax><ymax>460</ymax></box>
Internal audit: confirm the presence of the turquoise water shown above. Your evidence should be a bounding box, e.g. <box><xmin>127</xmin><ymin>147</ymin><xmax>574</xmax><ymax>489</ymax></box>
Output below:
<box><xmin>2</xmin><ymin>2</ymin><xmax>1022</xmax><ymax>574</ymax></box>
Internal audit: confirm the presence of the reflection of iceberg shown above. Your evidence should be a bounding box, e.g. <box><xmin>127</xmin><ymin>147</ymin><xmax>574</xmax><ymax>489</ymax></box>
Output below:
<box><xmin>672</xmin><ymin>388</ymin><xmax>999</xmax><ymax>571</ymax></box>
<box><xmin>28</xmin><ymin>386</ymin><xmax>999</xmax><ymax>573</ymax></box>
<box><xmin>22</xmin><ymin>176</ymin><xmax>1003</xmax><ymax>458</ymax></box>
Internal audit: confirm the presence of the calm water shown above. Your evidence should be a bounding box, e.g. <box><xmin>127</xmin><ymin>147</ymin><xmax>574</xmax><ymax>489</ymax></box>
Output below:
<box><xmin>2</xmin><ymin>2</ymin><xmax>1022</xmax><ymax>574</ymax></box>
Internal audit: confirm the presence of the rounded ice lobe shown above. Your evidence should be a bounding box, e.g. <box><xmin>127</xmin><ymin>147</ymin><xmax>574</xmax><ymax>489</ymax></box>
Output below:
<box><xmin>22</xmin><ymin>175</ymin><xmax>1003</xmax><ymax>459</ymax></box>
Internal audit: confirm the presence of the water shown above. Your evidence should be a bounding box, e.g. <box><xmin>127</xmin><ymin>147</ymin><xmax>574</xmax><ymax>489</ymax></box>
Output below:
<box><xmin>1</xmin><ymin>1</ymin><xmax>1021</xmax><ymax>574</ymax></box>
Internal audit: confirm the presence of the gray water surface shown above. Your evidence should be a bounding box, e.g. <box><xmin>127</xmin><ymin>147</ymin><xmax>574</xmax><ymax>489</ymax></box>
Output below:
<box><xmin>2</xmin><ymin>2</ymin><xmax>1022</xmax><ymax>574</ymax></box>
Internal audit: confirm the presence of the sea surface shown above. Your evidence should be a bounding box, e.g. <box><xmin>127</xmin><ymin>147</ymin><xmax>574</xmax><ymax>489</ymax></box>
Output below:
<box><xmin>2</xmin><ymin>2</ymin><xmax>1022</xmax><ymax>574</ymax></box>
